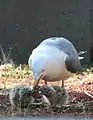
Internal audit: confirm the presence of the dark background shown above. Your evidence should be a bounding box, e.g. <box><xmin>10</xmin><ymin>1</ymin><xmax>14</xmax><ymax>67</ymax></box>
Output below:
<box><xmin>0</xmin><ymin>0</ymin><xmax>93</xmax><ymax>64</ymax></box>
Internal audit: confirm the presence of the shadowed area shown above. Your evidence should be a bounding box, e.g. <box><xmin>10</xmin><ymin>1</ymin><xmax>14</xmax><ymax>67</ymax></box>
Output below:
<box><xmin>0</xmin><ymin>116</ymin><xmax>93</xmax><ymax>120</ymax></box>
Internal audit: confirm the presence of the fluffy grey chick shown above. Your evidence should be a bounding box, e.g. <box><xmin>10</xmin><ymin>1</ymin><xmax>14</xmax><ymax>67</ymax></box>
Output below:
<box><xmin>39</xmin><ymin>85</ymin><xmax>56</xmax><ymax>105</ymax></box>
<box><xmin>39</xmin><ymin>85</ymin><xmax>69</xmax><ymax>106</ymax></box>
<box><xmin>52</xmin><ymin>86</ymin><xmax>69</xmax><ymax>106</ymax></box>
<box><xmin>9</xmin><ymin>85</ymin><xmax>34</xmax><ymax>108</ymax></box>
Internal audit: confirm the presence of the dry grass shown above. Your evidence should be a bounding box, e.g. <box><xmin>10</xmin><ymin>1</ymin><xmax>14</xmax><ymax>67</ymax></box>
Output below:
<box><xmin>0</xmin><ymin>64</ymin><xmax>34</xmax><ymax>88</ymax></box>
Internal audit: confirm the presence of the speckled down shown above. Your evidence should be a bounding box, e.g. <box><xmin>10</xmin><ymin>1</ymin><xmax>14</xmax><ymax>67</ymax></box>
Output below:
<box><xmin>9</xmin><ymin>85</ymin><xmax>34</xmax><ymax>108</ymax></box>
<box><xmin>39</xmin><ymin>85</ymin><xmax>69</xmax><ymax>106</ymax></box>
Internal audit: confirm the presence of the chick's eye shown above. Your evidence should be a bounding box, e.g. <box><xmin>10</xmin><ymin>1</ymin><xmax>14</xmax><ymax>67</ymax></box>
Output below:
<box><xmin>56</xmin><ymin>89</ymin><xmax>60</xmax><ymax>93</ymax></box>
<box><xmin>62</xmin><ymin>92</ymin><xmax>65</xmax><ymax>95</ymax></box>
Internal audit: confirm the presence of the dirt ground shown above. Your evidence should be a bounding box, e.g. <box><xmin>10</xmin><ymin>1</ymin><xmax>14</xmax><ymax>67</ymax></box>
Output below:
<box><xmin>0</xmin><ymin>72</ymin><xmax>93</xmax><ymax>118</ymax></box>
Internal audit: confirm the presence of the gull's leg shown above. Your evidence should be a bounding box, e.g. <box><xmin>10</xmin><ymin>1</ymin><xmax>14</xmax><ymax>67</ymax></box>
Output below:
<box><xmin>44</xmin><ymin>80</ymin><xmax>47</xmax><ymax>85</ymax></box>
<box><xmin>61</xmin><ymin>80</ymin><xmax>64</xmax><ymax>87</ymax></box>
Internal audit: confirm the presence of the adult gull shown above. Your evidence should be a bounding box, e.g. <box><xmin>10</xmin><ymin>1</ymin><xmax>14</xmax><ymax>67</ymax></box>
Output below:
<box><xmin>28</xmin><ymin>37</ymin><xmax>82</xmax><ymax>88</ymax></box>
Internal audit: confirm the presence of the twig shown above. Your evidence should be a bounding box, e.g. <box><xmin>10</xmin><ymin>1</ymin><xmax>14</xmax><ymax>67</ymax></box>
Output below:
<box><xmin>84</xmin><ymin>91</ymin><xmax>93</xmax><ymax>98</ymax></box>
<box><xmin>6</xmin><ymin>47</ymin><xmax>12</xmax><ymax>62</ymax></box>
<box><xmin>0</xmin><ymin>45</ymin><xmax>7</xmax><ymax>64</ymax></box>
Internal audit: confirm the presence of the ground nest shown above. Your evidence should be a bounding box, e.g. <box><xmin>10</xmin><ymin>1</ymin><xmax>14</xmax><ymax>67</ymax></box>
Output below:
<box><xmin>0</xmin><ymin>83</ymin><xmax>93</xmax><ymax>117</ymax></box>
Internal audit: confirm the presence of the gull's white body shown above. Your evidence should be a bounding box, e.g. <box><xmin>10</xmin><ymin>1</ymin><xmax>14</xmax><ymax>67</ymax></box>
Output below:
<box><xmin>28</xmin><ymin>37</ymin><xmax>81</xmax><ymax>82</ymax></box>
